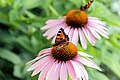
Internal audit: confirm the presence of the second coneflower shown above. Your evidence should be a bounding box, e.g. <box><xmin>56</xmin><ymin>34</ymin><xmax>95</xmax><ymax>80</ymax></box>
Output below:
<box><xmin>41</xmin><ymin>0</ymin><xmax>108</xmax><ymax>49</ymax></box>
<box><xmin>27</xmin><ymin>28</ymin><xmax>101</xmax><ymax>80</ymax></box>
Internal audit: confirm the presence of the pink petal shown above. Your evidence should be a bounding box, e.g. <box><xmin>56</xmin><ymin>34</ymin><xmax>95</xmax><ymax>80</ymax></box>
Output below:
<box><xmin>45</xmin><ymin>19</ymin><xmax>65</xmax><ymax>24</ymax></box>
<box><xmin>93</xmin><ymin>22</ymin><xmax>108</xmax><ymax>31</ymax></box>
<box><xmin>78</xmin><ymin>28</ymin><xmax>87</xmax><ymax>49</ymax></box>
<box><xmin>92</xmin><ymin>24</ymin><xmax>108</xmax><ymax>35</ymax></box>
<box><xmin>93</xmin><ymin>28</ymin><xmax>109</xmax><ymax>39</ymax></box>
<box><xmin>46</xmin><ymin>62</ymin><xmax>57</xmax><ymax>80</ymax></box>
<box><xmin>76</xmin><ymin>57</ymin><xmax>101</xmax><ymax>71</ymax></box>
<box><xmin>53</xmin><ymin>62</ymin><xmax>61</xmax><ymax>80</ymax></box>
<box><xmin>38</xmin><ymin>59</ymin><xmax>54</xmax><ymax>80</ymax></box>
<box><xmin>46</xmin><ymin>61</ymin><xmax>61</xmax><ymax>80</ymax></box>
<box><xmin>27</xmin><ymin>56</ymin><xmax>51</xmax><ymax>71</ymax></box>
<box><xmin>64</xmin><ymin>26</ymin><xmax>71</xmax><ymax>34</ymax></box>
<box><xmin>66</xmin><ymin>61</ymin><xmax>76</xmax><ymax>79</ymax></box>
<box><xmin>37</xmin><ymin>48</ymin><xmax>52</xmax><ymax>56</ymax></box>
<box><xmin>87</xmin><ymin>27</ymin><xmax>101</xmax><ymax>40</ymax></box>
<box><xmin>70</xmin><ymin>60</ymin><xmax>82</xmax><ymax>79</ymax></box>
<box><xmin>43</xmin><ymin>24</ymin><xmax>62</xmax><ymax>37</ymax></box>
<box><xmin>68</xmin><ymin>28</ymin><xmax>74</xmax><ymax>42</ymax></box>
<box><xmin>72</xmin><ymin>28</ymin><xmax>78</xmax><ymax>46</ymax></box>
<box><xmin>46</xmin><ymin>23</ymin><xmax>66</xmax><ymax>39</ymax></box>
<box><xmin>41</xmin><ymin>19</ymin><xmax>65</xmax><ymax>30</ymax></box>
<box><xmin>82</xmin><ymin>27</ymin><xmax>96</xmax><ymax>45</ymax></box>
<box><xmin>27</xmin><ymin>47</ymin><xmax>52</xmax><ymax>65</ymax></box>
<box><xmin>51</xmin><ymin>35</ymin><xmax>56</xmax><ymax>44</ymax></box>
<box><xmin>88</xmin><ymin>17</ymin><xmax>99</xmax><ymax>20</ymax></box>
<box><xmin>60</xmin><ymin>62</ymin><xmax>67</xmax><ymax>80</ymax></box>
<box><xmin>26</xmin><ymin>57</ymin><xmax>42</xmax><ymax>65</ymax></box>
<box><xmin>89</xmin><ymin>22</ymin><xmax>108</xmax><ymax>31</ymax></box>
<box><xmin>75</xmin><ymin>61</ymin><xmax>88</xmax><ymax>80</ymax></box>
<box><xmin>78</xmin><ymin>51</ymin><xmax>93</xmax><ymax>58</ymax></box>
<box><xmin>31</xmin><ymin>58</ymin><xmax>52</xmax><ymax>76</ymax></box>
<box><xmin>88</xmin><ymin>19</ymin><xmax>106</xmax><ymax>27</ymax></box>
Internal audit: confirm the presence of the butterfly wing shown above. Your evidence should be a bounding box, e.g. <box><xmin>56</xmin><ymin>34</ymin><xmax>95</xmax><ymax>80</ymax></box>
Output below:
<box><xmin>52</xmin><ymin>28</ymin><xmax>69</xmax><ymax>47</ymax></box>
<box><xmin>55</xmin><ymin>28</ymin><xmax>69</xmax><ymax>43</ymax></box>
<box><xmin>80</xmin><ymin>0</ymin><xmax>93</xmax><ymax>11</ymax></box>
<box><xmin>53</xmin><ymin>28</ymin><xmax>69</xmax><ymax>49</ymax></box>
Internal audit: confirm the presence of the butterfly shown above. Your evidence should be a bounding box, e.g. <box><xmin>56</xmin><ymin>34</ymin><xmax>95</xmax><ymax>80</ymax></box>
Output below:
<box><xmin>52</xmin><ymin>28</ymin><xmax>69</xmax><ymax>50</ymax></box>
<box><xmin>80</xmin><ymin>0</ymin><xmax>94</xmax><ymax>11</ymax></box>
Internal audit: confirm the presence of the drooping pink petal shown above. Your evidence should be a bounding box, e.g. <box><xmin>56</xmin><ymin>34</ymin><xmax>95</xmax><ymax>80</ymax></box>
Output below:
<box><xmin>46</xmin><ymin>23</ymin><xmax>66</xmax><ymax>39</ymax></box>
<box><xmin>27</xmin><ymin>56</ymin><xmax>51</xmax><ymax>71</ymax></box>
<box><xmin>26</xmin><ymin>56</ymin><xmax>42</xmax><ymax>65</ymax></box>
<box><xmin>78</xmin><ymin>28</ymin><xmax>87</xmax><ymax>49</ymax></box>
<box><xmin>31</xmin><ymin>58</ymin><xmax>52</xmax><ymax>76</ymax></box>
<box><xmin>70</xmin><ymin>60</ymin><xmax>82</xmax><ymax>79</ymax></box>
<box><xmin>76</xmin><ymin>57</ymin><xmax>101</xmax><ymax>71</ymax></box>
<box><xmin>75</xmin><ymin>60</ymin><xmax>88</xmax><ymax>80</ymax></box>
<box><xmin>38</xmin><ymin>59</ymin><xmax>54</xmax><ymax>80</ymax></box>
<box><xmin>37</xmin><ymin>48</ymin><xmax>52</xmax><ymax>56</ymax></box>
<box><xmin>27</xmin><ymin>48</ymin><xmax>52</xmax><ymax>65</ymax></box>
<box><xmin>93</xmin><ymin>28</ymin><xmax>109</xmax><ymax>39</ymax></box>
<box><xmin>91</xmin><ymin>24</ymin><xmax>108</xmax><ymax>35</ymax></box>
<box><xmin>78</xmin><ymin>51</ymin><xmax>93</xmax><ymax>58</ymax></box>
<box><xmin>68</xmin><ymin>28</ymin><xmax>74</xmax><ymax>42</ymax></box>
<box><xmin>91</xmin><ymin>22</ymin><xmax>108</xmax><ymax>31</ymax></box>
<box><xmin>87</xmin><ymin>26</ymin><xmax>101</xmax><ymax>40</ymax></box>
<box><xmin>66</xmin><ymin>61</ymin><xmax>76</xmax><ymax>80</ymax></box>
<box><xmin>72</xmin><ymin>28</ymin><xmax>78</xmax><ymax>46</ymax></box>
<box><xmin>88</xmin><ymin>19</ymin><xmax>106</xmax><ymax>27</ymax></box>
<box><xmin>60</xmin><ymin>62</ymin><xmax>67</xmax><ymax>80</ymax></box>
<box><xmin>82</xmin><ymin>27</ymin><xmax>96</xmax><ymax>45</ymax></box>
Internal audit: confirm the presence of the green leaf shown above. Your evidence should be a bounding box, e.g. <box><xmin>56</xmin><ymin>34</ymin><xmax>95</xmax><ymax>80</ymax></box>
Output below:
<box><xmin>101</xmin><ymin>47</ymin><xmax>120</xmax><ymax>78</ymax></box>
<box><xmin>9</xmin><ymin>10</ymin><xmax>19</xmax><ymax>22</ymax></box>
<box><xmin>16</xmin><ymin>36</ymin><xmax>35</xmax><ymax>53</ymax></box>
<box><xmin>23</xmin><ymin>0</ymin><xmax>41</xmax><ymax>9</ymax></box>
<box><xmin>31</xmin><ymin>30</ymin><xmax>51</xmax><ymax>53</ymax></box>
<box><xmin>0</xmin><ymin>48</ymin><xmax>22</xmax><ymax>64</ymax></box>
<box><xmin>13</xmin><ymin>0</ymin><xmax>23</xmax><ymax>10</ymax></box>
<box><xmin>0</xmin><ymin>70</ymin><xmax>5</xmax><ymax>78</ymax></box>
<box><xmin>13</xmin><ymin>64</ymin><xmax>24</xmax><ymax>78</ymax></box>
<box><xmin>0</xmin><ymin>11</ymin><xmax>9</xmax><ymax>24</ymax></box>
<box><xmin>24</xmin><ymin>10</ymin><xmax>36</xmax><ymax>19</ymax></box>
<box><xmin>88</xmin><ymin>68</ymin><xmax>110</xmax><ymax>80</ymax></box>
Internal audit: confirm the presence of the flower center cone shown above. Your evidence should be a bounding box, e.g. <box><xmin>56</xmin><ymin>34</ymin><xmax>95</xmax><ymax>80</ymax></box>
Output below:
<box><xmin>66</xmin><ymin>10</ymin><xmax>88</xmax><ymax>28</ymax></box>
<box><xmin>51</xmin><ymin>42</ymin><xmax>78</xmax><ymax>62</ymax></box>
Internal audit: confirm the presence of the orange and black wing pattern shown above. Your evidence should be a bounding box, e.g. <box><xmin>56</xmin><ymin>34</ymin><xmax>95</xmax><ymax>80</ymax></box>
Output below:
<box><xmin>53</xmin><ymin>28</ymin><xmax>69</xmax><ymax>49</ymax></box>
<box><xmin>55</xmin><ymin>28</ymin><xmax>69</xmax><ymax>43</ymax></box>
<box><xmin>80</xmin><ymin>0</ymin><xmax>94</xmax><ymax>11</ymax></box>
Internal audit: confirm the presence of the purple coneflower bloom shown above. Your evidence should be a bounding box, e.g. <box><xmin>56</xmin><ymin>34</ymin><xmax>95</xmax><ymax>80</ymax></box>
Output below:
<box><xmin>27</xmin><ymin>42</ymin><xmax>101</xmax><ymax>80</ymax></box>
<box><xmin>41</xmin><ymin>8</ymin><xmax>108</xmax><ymax>49</ymax></box>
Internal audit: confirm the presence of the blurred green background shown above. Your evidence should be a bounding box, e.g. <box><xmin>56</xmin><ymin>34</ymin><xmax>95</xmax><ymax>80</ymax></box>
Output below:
<box><xmin>0</xmin><ymin>0</ymin><xmax>120</xmax><ymax>80</ymax></box>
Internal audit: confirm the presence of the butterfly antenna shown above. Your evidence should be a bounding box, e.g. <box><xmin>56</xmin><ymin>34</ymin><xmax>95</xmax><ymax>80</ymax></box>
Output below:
<box><xmin>80</xmin><ymin>0</ymin><xmax>94</xmax><ymax>11</ymax></box>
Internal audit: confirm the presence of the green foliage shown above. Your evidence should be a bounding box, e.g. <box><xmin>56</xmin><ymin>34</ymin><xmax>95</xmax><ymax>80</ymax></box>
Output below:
<box><xmin>0</xmin><ymin>0</ymin><xmax>120</xmax><ymax>80</ymax></box>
